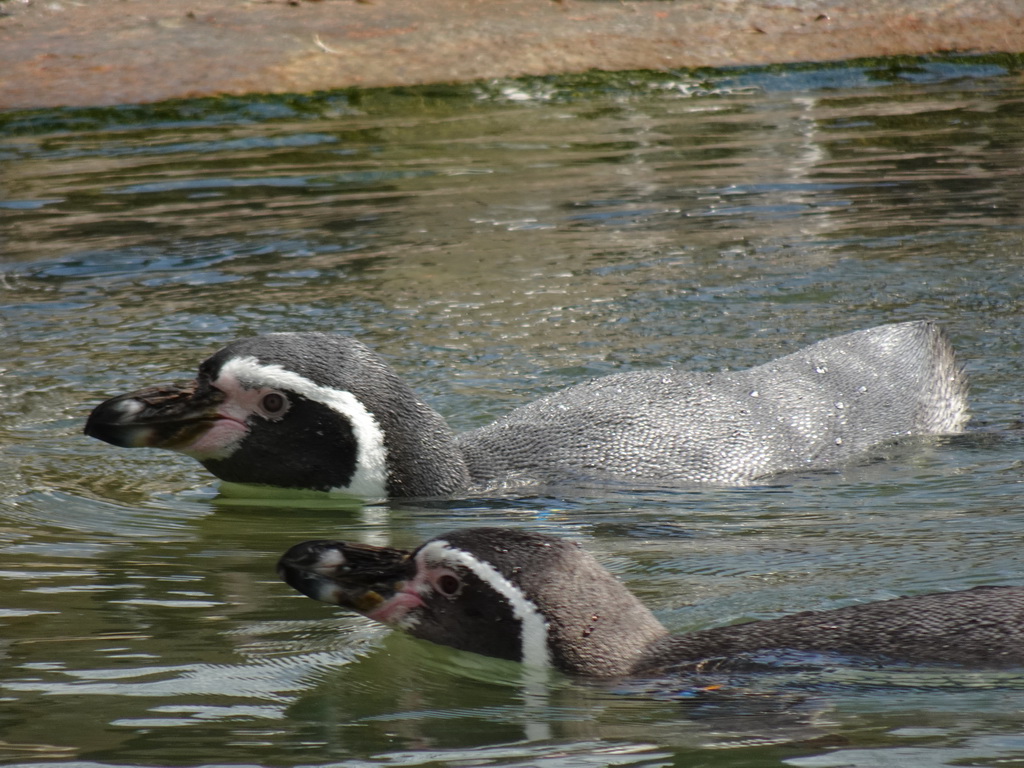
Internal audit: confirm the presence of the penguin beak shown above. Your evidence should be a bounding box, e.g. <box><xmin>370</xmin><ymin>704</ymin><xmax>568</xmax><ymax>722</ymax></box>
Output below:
<box><xmin>84</xmin><ymin>380</ymin><xmax>227</xmax><ymax>451</ymax></box>
<box><xmin>277</xmin><ymin>540</ymin><xmax>418</xmax><ymax>616</ymax></box>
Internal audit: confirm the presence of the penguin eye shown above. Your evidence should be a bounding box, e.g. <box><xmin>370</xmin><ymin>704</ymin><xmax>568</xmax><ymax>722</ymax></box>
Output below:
<box><xmin>435</xmin><ymin>572</ymin><xmax>462</xmax><ymax>597</ymax></box>
<box><xmin>259</xmin><ymin>392</ymin><xmax>287</xmax><ymax>416</ymax></box>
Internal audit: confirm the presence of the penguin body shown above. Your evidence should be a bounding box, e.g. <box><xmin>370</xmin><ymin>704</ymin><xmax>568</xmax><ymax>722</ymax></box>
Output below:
<box><xmin>460</xmin><ymin>320</ymin><xmax>966</xmax><ymax>486</ymax></box>
<box><xmin>277</xmin><ymin>528</ymin><xmax>1024</xmax><ymax>678</ymax></box>
<box><xmin>85</xmin><ymin>321</ymin><xmax>968</xmax><ymax>497</ymax></box>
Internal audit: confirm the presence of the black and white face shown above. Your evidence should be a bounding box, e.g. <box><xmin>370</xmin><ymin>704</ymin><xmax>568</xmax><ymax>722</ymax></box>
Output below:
<box><xmin>379</xmin><ymin>538</ymin><xmax>554</xmax><ymax>667</ymax></box>
<box><xmin>277</xmin><ymin>530</ymin><xmax>556</xmax><ymax>669</ymax></box>
<box><xmin>279</xmin><ymin>527</ymin><xmax>671</xmax><ymax>678</ymax></box>
<box><xmin>85</xmin><ymin>335</ymin><xmax>390</xmax><ymax>496</ymax></box>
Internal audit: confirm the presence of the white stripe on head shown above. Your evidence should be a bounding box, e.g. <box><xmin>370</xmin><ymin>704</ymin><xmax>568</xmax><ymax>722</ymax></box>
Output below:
<box><xmin>416</xmin><ymin>539</ymin><xmax>552</xmax><ymax>669</ymax></box>
<box><xmin>219</xmin><ymin>356</ymin><xmax>388</xmax><ymax>498</ymax></box>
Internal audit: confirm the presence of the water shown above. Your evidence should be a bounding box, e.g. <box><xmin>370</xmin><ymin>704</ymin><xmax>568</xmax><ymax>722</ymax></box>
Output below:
<box><xmin>2</xmin><ymin>55</ymin><xmax>1024</xmax><ymax>767</ymax></box>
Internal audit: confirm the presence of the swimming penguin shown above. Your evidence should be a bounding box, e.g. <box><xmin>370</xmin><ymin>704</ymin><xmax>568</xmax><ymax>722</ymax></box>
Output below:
<box><xmin>277</xmin><ymin>527</ymin><xmax>1024</xmax><ymax>677</ymax></box>
<box><xmin>84</xmin><ymin>320</ymin><xmax>968</xmax><ymax>498</ymax></box>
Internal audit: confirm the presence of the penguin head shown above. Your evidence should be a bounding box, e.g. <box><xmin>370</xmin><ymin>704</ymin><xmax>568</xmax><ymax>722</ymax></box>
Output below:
<box><xmin>277</xmin><ymin>527</ymin><xmax>668</xmax><ymax>676</ymax></box>
<box><xmin>85</xmin><ymin>333</ymin><xmax>469</xmax><ymax>497</ymax></box>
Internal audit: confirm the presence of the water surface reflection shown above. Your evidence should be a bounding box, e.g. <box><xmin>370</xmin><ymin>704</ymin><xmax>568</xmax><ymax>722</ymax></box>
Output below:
<box><xmin>1</xmin><ymin>57</ymin><xmax>1023</xmax><ymax>767</ymax></box>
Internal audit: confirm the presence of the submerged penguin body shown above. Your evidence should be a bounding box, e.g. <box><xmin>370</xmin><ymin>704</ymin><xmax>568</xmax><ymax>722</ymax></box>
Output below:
<box><xmin>85</xmin><ymin>321</ymin><xmax>968</xmax><ymax>497</ymax></box>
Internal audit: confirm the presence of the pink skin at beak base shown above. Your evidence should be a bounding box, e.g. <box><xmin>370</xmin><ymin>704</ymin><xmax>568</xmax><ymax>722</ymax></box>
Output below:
<box><xmin>179</xmin><ymin>414</ymin><xmax>249</xmax><ymax>459</ymax></box>
<box><xmin>367</xmin><ymin>588</ymin><xmax>425</xmax><ymax>624</ymax></box>
<box><xmin>176</xmin><ymin>372</ymin><xmax>277</xmax><ymax>459</ymax></box>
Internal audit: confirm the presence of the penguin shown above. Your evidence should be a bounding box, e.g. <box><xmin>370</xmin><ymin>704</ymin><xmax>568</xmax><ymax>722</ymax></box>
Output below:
<box><xmin>277</xmin><ymin>527</ymin><xmax>1024</xmax><ymax>678</ymax></box>
<box><xmin>84</xmin><ymin>320</ymin><xmax>968</xmax><ymax>498</ymax></box>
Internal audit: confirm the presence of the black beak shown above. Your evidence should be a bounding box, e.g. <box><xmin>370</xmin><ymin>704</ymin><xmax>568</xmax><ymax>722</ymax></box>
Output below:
<box><xmin>84</xmin><ymin>380</ymin><xmax>226</xmax><ymax>449</ymax></box>
<box><xmin>277</xmin><ymin>540</ymin><xmax>415</xmax><ymax>612</ymax></box>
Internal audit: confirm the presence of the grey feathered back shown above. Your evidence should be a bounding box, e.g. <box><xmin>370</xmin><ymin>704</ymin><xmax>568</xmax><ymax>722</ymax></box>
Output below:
<box><xmin>457</xmin><ymin>320</ymin><xmax>967</xmax><ymax>487</ymax></box>
<box><xmin>641</xmin><ymin>585</ymin><xmax>1024</xmax><ymax>673</ymax></box>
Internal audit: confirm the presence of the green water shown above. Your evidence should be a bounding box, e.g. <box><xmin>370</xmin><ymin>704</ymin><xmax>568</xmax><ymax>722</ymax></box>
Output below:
<box><xmin>1</xmin><ymin>56</ymin><xmax>1024</xmax><ymax>767</ymax></box>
